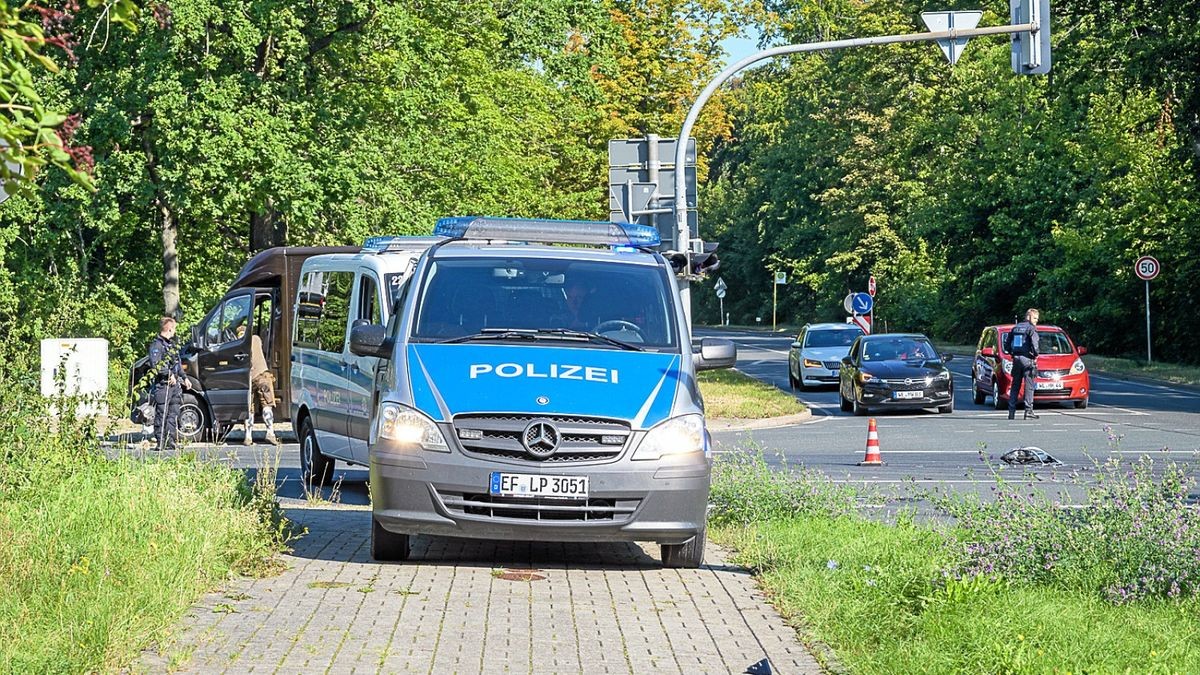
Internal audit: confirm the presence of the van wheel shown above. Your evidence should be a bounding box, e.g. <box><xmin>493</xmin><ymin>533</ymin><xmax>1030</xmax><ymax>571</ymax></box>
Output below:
<box><xmin>992</xmin><ymin>381</ymin><xmax>1006</xmax><ymax>410</ymax></box>
<box><xmin>661</xmin><ymin>526</ymin><xmax>706</xmax><ymax>569</ymax></box>
<box><xmin>299</xmin><ymin>417</ymin><xmax>334</xmax><ymax>491</ymax></box>
<box><xmin>178</xmin><ymin>394</ymin><xmax>209</xmax><ymax>442</ymax></box>
<box><xmin>372</xmin><ymin>517</ymin><xmax>411</xmax><ymax>562</ymax></box>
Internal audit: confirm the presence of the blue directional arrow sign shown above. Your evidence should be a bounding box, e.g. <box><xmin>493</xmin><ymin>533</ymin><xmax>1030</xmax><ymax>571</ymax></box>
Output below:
<box><xmin>851</xmin><ymin>292</ymin><xmax>874</xmax><ymax>315</ymax></box>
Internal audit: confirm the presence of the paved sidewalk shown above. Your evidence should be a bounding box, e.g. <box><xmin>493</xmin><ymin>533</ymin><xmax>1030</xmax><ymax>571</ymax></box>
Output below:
<box><xmin>141</xmin><ymin>505</ymin><xmax>821</xmax><ymax>674</ymax></box>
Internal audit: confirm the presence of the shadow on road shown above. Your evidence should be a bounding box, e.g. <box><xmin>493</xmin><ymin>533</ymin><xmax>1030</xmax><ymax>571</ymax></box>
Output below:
<box><xmin>277</xmin><ymin>505</ymin><xmax>678</xmax><ymax>571</ymax></box>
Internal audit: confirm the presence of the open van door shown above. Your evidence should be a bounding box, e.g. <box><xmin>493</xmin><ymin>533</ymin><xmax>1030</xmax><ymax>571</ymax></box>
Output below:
<box><xmin>193</xmin><ymin>289</ymin><xmax>255</xmax><ymax>425</ymax></box>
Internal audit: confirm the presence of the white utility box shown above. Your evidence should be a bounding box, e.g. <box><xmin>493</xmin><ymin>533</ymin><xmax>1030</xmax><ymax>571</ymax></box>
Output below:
<box><xmin>40</xmin><ymin>338</ymin><xmax>109</xmax><ymax>418</ymax></box>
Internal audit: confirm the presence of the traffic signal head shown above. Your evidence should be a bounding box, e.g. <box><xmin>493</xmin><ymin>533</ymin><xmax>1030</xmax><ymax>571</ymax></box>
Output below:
<box><xmin>1011</xmin><ymin>0</ymin><xmax>1051</xmax><ymax>75</ymax></box>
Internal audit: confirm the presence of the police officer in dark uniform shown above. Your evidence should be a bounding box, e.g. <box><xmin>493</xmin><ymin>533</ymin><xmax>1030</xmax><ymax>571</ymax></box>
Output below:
<box><xmin>148</xmin><ymin>316</ymin><xmax>191</xmax><ymax>451</ymax></box>
<box><xmin>1008</xmin><ymin>308</ymin><xmax>1040</xmax><ymax>420</ymax></box>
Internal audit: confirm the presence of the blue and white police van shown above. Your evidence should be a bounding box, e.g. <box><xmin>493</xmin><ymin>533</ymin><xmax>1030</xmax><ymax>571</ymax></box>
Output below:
<box><xmin>346</xmin><ymin>217</ymin><xmax>737</xmax><ymax>568</ymax></box>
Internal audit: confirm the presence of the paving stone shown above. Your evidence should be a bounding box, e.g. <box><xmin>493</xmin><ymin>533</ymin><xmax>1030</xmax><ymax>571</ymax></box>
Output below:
<box><xmin>141</xmin><ymin>504</ymin><xmax>821</xmax><ymax>674</ymax></box>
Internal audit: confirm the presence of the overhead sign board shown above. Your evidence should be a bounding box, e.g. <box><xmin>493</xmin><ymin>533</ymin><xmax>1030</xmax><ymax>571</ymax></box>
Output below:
<box><xmin>1134</xmin><ymin>255</ymin><xmax>1160</xmax><ymax>281</ymax></box>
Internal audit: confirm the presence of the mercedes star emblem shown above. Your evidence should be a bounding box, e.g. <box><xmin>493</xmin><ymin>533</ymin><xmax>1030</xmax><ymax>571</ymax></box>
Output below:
<box><xmin>521</xmin><ymin>420</ymin><xmax>561</xmax><ymax>459</ymax></box>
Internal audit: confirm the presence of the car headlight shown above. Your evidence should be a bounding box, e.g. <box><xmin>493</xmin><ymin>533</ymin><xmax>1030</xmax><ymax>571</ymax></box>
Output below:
<box><xmin>632</xmin><ymin>414</ymin><xmax>706</xmax><ymax>461</ymax></box>
<box><xmin>858</xmin><ymin>372</ymin><xmax>879</xmax><ymax>384</ymax></box>
<box><xmin>1003</xmin><ymin>360</ymin><xmax>1013</xmax><ymax>375</ymax></box>
<box><xmin>377</xmin><ymin>402</ymin><xmax>449</xmax><ymax>452</ymax></box>
<box><xmin>937</xmin><ymin>370</ymin><xmax>951</xmax><ymax>381</ymax></box>
<box><xmin>1071</xmin><ymin>358</ymin><xmax>1086</xmax><ymax>375</ymax></box>
<box><xmin>803</xmin><ymin>358</ymin><xmax>822</xmax><ymax>368</ymax></box>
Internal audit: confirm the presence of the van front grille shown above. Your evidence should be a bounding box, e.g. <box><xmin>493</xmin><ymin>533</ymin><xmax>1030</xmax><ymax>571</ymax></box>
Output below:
<box><xmin>438</xmin><ymin>491</ymin><xmax>640</xmax><ymax>522</ymax></box>
<box><xmin>451</xmin><ymin>414</ymin><xmax>629</xmax><ymax>463</ymax></box>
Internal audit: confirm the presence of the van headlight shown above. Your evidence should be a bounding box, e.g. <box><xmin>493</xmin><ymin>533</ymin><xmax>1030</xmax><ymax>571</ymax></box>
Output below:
<box><xmin>377</xmin><ymin>403</ymin><xmax>449</xmax><ymax>452</ymax></box>
<box><xmin>1071</xmin><ymin>358</ymin><xmax>1086</xmax><ymax>375</ymax></box>
<box><xmin>632</xmin><ymin>414</ymin><xmax>706</xmax><ymax>461</ymax></box>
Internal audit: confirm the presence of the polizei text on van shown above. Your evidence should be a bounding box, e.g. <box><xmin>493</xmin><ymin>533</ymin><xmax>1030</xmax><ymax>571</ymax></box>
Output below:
<box><xmin>469</xmin><ymin>362</ymin><xmax>620</xmax><ymax>384</ymax></box>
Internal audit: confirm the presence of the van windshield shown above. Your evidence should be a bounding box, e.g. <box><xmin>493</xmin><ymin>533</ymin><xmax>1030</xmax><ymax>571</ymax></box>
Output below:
<box><xmin>410</xmin><ymin>257</ymin><xmax>679</xmax><ymax>351</ymax></box>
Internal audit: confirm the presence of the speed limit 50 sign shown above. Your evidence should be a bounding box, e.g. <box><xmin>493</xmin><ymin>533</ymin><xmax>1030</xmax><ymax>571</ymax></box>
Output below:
<box><xmin>1134</xmin><ymin>255</ymin><xmax>1160</xmax><ymax>281</ymax></box>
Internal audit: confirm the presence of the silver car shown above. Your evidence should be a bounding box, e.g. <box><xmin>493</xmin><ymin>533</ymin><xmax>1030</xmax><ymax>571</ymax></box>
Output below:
<box><xmin>787</xmin><ymin>323</ymin><xmax>864</xmax><ymax>390</ymax></box>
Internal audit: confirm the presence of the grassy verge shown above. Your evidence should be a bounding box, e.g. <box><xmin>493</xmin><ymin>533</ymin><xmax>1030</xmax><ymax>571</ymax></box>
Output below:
<box><xmin>0</xmin><ymin>354</ymin><xmax>288</xmax><ymax>673</ymax></box>
<box><xmin>714</xmin><ymin>518</ymin><xmax>1200</xmax><ymax>673</ymax></box>
<box><xmin>709</xmin><ymin>450</ymin><xmax>1200</xmax><ymax>673</ymax></box>
<box><xmin>698</xmin><ymin>369</ymin><xmax>805</xmax><ymax>419</ymax></box>
<box><xmin>1079</xmin><ymin>353</ymin><xmax>1200</xmax><ymax>386</ymax></box>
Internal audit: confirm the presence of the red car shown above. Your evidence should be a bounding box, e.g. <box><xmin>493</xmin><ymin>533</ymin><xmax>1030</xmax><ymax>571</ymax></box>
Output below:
<box><xmin>971</xmin><ymin>324</ymin><xmax>1090</xmax><ymax>410</ymax></box>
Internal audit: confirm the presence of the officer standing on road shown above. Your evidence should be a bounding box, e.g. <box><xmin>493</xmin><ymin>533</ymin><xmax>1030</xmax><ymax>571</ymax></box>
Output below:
<box><xmin>1008</xmin><ymin>308</ymin><xmax>1040</xmax><ymax>420</ymax></box>
<box><xmin>148</xmin><ymin>316</ymin><xmax>191</xmax><ymax>451</ymax></box>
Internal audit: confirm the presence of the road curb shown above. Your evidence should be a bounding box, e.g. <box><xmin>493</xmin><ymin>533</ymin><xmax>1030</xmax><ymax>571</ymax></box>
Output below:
<box><xmin>707</xmin><ymin>409</ymin><xmax>812</xmax><ymax>432</ymax></box>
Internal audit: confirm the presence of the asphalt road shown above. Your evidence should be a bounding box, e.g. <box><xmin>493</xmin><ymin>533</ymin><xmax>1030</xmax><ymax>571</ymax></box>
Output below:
<box><xmin>698</xmin><ymin>328</ymin><xmax>1200</xmax><ymax>497</ymax></box>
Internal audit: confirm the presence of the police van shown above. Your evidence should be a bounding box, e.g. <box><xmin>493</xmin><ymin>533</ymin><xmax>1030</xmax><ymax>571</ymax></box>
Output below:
<box><xmin>289</xmin><ymin>237</ymin><xmax>443</xmax><ymax>485</ymax></box>
<box><xmin>347</xmin><ymin>217</ymin><xmax>737</xmax><ymax>568</ymax></box>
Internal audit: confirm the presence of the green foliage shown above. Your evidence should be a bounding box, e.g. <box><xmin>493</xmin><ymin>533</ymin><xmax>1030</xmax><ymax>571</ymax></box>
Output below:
<box><xmin>700</xmin><ymin>0</ymin><xmax>1200</xmax><ymax>363</ymax></box>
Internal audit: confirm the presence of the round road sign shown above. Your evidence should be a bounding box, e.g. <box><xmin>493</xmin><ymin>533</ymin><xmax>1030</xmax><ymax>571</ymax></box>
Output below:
<box><xmin>715</xmin><ymin>288</ymin><xmax>726</xmax><ymax>299</ymax></box>
<box><xmin>851</xmin><ymin>292</ymin><xmax>874</xmax><ymax>315</ymax></box>
<box><xmin>1134</xmin><ymin>255</ymin><xmax>1160</xmax><ymax>281</ymax></box>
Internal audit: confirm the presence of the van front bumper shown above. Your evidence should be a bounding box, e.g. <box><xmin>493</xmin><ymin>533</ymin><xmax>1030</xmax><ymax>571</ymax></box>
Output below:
<box><xmin>369</xmin><ymin>449</ymin><xmax>710</xmax><ymax>546</ymax></box>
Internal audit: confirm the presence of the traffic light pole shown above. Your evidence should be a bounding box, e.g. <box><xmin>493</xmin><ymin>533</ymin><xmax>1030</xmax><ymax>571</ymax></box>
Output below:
<box><xmin>672</xmin><ymin>19</ymin><xmax>1040</xmax><ymax>326</ymax></box>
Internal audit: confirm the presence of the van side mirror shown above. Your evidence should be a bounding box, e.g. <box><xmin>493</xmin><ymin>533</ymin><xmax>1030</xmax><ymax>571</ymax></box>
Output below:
<box><xmin>1077</xmin><ymin>346</ymin><xmax>1088</xmax><ymax>355</ymax></box>
<box><xmin>694</xmin><ymin>338</ymin><xmax>736</xmax><ymax>371</ymax></box>
<box><xmin>349</xmin><ymin>324</ymin><xmax>392</xmax><ymax>358</ymax></box>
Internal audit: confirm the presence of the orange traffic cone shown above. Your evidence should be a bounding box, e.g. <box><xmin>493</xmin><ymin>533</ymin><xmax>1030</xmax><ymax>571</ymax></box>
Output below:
<box><xmin>859</xmin><ymin>418</ymin><xmax>884</xmax><ymax>466</ymax></box>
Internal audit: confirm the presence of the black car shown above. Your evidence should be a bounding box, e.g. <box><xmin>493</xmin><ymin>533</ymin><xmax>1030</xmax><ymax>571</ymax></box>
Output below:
<box><xmin>838</xmin><ymin>333</ymin><xmax>955</xmax><ymax>415</ymax></box>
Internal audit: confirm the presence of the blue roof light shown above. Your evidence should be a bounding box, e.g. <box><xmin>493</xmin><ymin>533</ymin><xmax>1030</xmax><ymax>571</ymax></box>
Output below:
<box><xmin>361</xmin><ymin>235</ymin><xmax>446</xmax><ymax>253</ymax></box>
<box><xmin>434</xmin><ymin>216</ymin><xmax>661</xmax><ymax>248</ymax></box>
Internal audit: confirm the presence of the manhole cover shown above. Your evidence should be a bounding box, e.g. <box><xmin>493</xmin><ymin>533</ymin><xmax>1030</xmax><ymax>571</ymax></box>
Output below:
<box><xmin>494</xmin><ymin>568</ymin><xmax>546</xmax><ymax>582</ymax></box>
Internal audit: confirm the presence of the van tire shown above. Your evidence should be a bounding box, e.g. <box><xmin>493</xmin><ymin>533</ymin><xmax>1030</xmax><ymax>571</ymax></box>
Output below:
<box><xmin>371</xmin><ymin>517</ymin><xmax>411</xmax><ymax>562</ymax></box>
<box><xmin>178</xmin><ymin>393</ymin><xmax>209</xmax><ymax>442</ymax></box>
<box><xmin>299</xmin><ymin>416</ymin><xmax>334</xmax><ymax>491</ymax></box>
<box><xmin>661</xmin><ymin>526</ymin><xmax>706</xmax><ymax>569</ymax></box>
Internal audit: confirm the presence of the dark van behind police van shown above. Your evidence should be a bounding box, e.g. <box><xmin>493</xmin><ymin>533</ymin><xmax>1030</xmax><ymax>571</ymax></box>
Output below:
<box><xmin>130</xmin><ymin>245</ymin><xmax>356</xmax><ymax>440</ymax></box>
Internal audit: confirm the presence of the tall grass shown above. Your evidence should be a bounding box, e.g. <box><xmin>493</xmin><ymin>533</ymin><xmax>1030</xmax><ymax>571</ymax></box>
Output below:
<box><xmin>0</xmin><ymin>346</ymin><xmax>287</xmax><ymax>673</ymax></box>
<box><xmin>710</xmin><ymin>445</ymin><xmax>1200</xmax><ymax>673</ymax></box>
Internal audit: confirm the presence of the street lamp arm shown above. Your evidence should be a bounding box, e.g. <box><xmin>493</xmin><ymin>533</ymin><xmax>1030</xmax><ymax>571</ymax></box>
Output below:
<box><xmin>671</xmin><ymin>22</ymin><xmax>1036</xmax><ymax>253</ymax></box>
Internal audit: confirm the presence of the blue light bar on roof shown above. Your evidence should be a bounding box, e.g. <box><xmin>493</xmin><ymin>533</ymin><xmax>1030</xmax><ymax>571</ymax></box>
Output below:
<box><xmin>433</xmin><ymin>216</ymin><xmax>661</xmax><ymax>248</ymax></box>
<box><xmin>361</xmin><ymin>236</ymin><xmax>446</xmax><ymax>253</ymax></box>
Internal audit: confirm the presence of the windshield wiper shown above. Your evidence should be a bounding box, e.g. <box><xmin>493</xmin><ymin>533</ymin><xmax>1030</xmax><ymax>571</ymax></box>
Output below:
<box><xmin>438</xmin><ymin>327</ymin><xmax>644</xmax><ymax>351</ymax></box>
<box><xmin>535</xmin><ymin>328</ymin><xmax>644</xmax><ymax>351</ymax></box>
<box><xmin>437</xmin><ymin>328</ymin><xmax>542</xmax><ymax>344</ymax></box>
